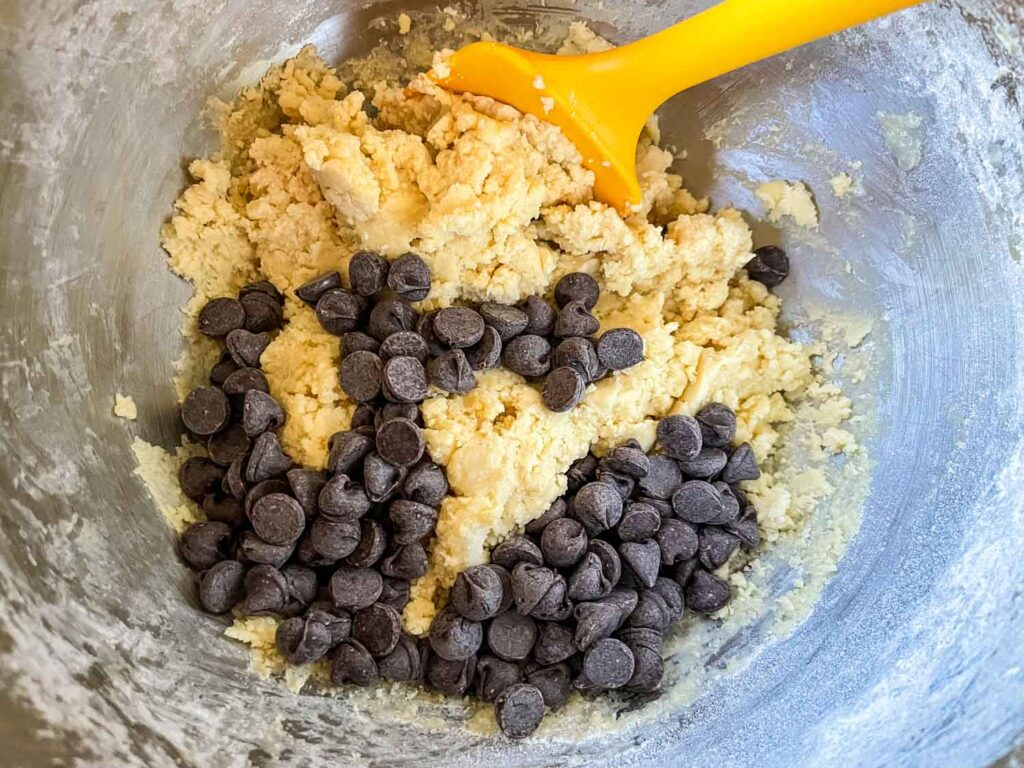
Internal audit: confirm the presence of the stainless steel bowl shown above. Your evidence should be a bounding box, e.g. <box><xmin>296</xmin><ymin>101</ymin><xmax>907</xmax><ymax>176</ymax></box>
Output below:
<box><xmin>1</xmin><ymin>1</ymin><xmax>1022</xmax><ymax>765</ymax></box>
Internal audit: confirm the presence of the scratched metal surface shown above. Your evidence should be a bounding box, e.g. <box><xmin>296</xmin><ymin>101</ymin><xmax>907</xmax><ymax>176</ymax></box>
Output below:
<box><xmin>0</xmin><ymin>0</ymin><xmax>1022</xmax><ymax>765</ymax></box>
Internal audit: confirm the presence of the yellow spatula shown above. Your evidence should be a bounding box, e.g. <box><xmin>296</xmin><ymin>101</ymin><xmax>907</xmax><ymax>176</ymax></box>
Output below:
<box><xmin>434</xmin><ymin>0</ymin><xmax>923</xmax><ymax>212</ymax></box>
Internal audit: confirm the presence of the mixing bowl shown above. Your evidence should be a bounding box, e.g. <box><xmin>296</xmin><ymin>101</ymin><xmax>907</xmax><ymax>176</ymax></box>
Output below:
<box><xmin>1</xmin><ymin>0</ymin><xmax>1022</xmax><ymax>765</ymax></box>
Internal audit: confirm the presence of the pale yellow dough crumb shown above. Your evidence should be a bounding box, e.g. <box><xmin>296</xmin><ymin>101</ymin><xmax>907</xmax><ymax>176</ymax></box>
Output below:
<box><xmin>830</xmin><ymin>172</ymin><xmax>855</xmax><ymax>199</ymax></box>
<box><xmin>113</xmin><ymin>393</ymin><xmax>137</xmax><ymax>420</ymax></box>
<box><xmin>397</xmin><ymin>13</ymin><xmax>412</xmax><ymax>35</ymax></box>
<box><xmin>131</xmin><ymin>437</ymin><xmax>203</xmax><ymax>533</ymax></box>
<box><xmin>755</xmin><ymin>180</ymin><xmax>819</xmax><ymax>228</ymax></box>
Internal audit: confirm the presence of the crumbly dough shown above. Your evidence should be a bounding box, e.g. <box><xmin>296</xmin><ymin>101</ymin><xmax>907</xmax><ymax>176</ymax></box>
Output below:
<box><xmin>113</xmin><ymin>393</ymin><xmax>137</xmax><ymax>420</ymax></box>
<box><xmin>830</xmin><ymin>172</ymin><xmax>855</xmax><ymax>199</ymax></box>
<box><xmin>158</xmin><ymin>32</ymin><xmax>855</xmax><ymax>667</ymax></box>
<box><xmin>755</xmin><ymin>180</ymin><xmax>819</xmax><ymax>228</ymax></box>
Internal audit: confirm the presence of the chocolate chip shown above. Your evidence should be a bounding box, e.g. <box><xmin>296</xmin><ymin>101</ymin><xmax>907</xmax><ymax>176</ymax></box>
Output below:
<box><xmin>366</xmin><ymin>633</ymin><xmax>415</xmax><ymax>682</ymax></box>
<box><xmin>282</xmin><ymin>566</ymin><xmax>318</xmax><ymax>616</ymax></box>
<box><xmin>464</xmin><ymin>325</ymin><xmax>502</xmax><ymax>370</ymax></box>
<box><xmin>243</xmin><ymin>479</ymin><xmax>290</xmax><ymax>517</ymax></box>
<box><xmin>494</xmin><ymin>683</ymin><xmax>544</xmax><ymax>739</ymax></box>
<box><xmin>379</xmin><ymin>577</ymin><xmax>411</xmax><ymax>612</ymax></box>
<box><xmin>554</xmin><ymin>272</ymin><xmax>600</xmax><ymax>309</ymax></box>
<box><xmin>351</xmin><ymin>402</ymin><xmax>377</xmax><ymax>429</ymax></box>
<box><xmin>239</xmin><ymin>564</ymin><xmax>288</xmax><ymax>616</ymax></box>
<box><xmin>275</xmin><ymin>615</ymin><xmax>332</xmax><ymax>665</ymax></box>
<box><xmin>327</xmin><ymin>431</ymin><xmax>374</xmax><ymax>476</ymax></box>
<box><xmin>202</xmin><ymin>492</ymin><xmax>245</xmax><ymax>527</ymax></box>
<box><xmin>615</xmin><ymin>502</ymin><xmax>659</xmax><ymax>542</ymax></box>
<box><xmin>491</xmin><ymin>535</ymin><xmax>543</xmax><ymax>571</ymax></box>
<box><xmin>552</xmin><ymin>337</ymin><xmax>601</xmax><ymax>381</ymax></box>
<box><xmin>487</xmin><ymin>564</ymin><xmax>515</xmax><ymax>615</ymax></box>
<box><xmin>710</xmin><ymin>481</ymin><xmax>742</xmax><ymax>525</ymax></box>
<box><xmin>377</xmin><ymin>402</ymin><xmax>423</xmax><ymax>430</ymax></box>
<box><xmin>745</xmin><ymin>245</ymin><xmax>790</xmax><ymax>288</ymax></box>
<box><xmin>532</xmin><ymin>623</ymin><xmax>576</xmax><ymax>665</ymax></box>
<box><xmin>677</xmin><ymin>447</ymin><xmax>727</xmax><ymax>479</ymax></box>
<box><xmin>581</xmin><ymin>638</ymin><xmax>634</xmax><ymax>690</ymax></box>
<box><xmin>625</xmin><ymin>641</ymin><xmax>664</xmax><ymax>692</ymax></box>
<box><xmin>179</xmin><ymin>521</ymin><xmax>232</xmax><ymax>570</ymax></box>
<box><xmin>433</xmin><ymin>307</ymin><xmax>485</xmax><ymax>348</ymax></box>
<box><xmin>379</xmin><ymin>543</ymin><xmax>427</xmax><ymax>580</ymax></box>
<box><xmin>597</xmin><ymin>587</ymin><xmax>639</xmax><ymax>629</ymax></box>
<box><xmin>241</xmin><ymin>390</ymin><xmax>284</xmax><ymax>439</ymax></box>
<box><xmin>205</xmin><ymin>423</ymin><xmax>249</xmax><ymax>467</ymax></box>
<box><xmin>656</xmin><ymin>415</ymin><xmax>702</xmax><ymax>461</ymax></box>
<box><xmin>403</xmin><ymin>462</ymin><xmax>448</xmax><ymax>507</ymax></box>
<box><xmin>450</xmin><ymin>565</ymin><xmax>505</xmax><ymax>621</ymax></box>
<box><xmin>699</xmin><ymin>527</ymin><xmax>740</xmax><ymax>570</ymax></box>
<box><xmin>619</xmin><ymin>539</ymin><xmax>660</xmax><ymax>588</ymax></box>
<box><xmin>389</xmin><ymin>499</ymin><xmax>438</xmax><ymax>545</ymax></box>
<box><xmin>239</xmin><ymin>280</ymin><xmax>283</xmax><ymax>304</ymax></box>
<box><xmin>652</xmin><ymin>577</ymin><xmax>685</xmax><ymax>623</ymax></box>
<box><xmin>672</xmin><ymin>480</ymin><xmax>724</xmax><ymax>524</ymax></box>
<box><xmin>307</xmin><ymin>603</ymin><xmax>353</xmax><ymax>646</ymax></box>
<box><xmin>524</xmin><ymin>662</ymin><xmax>572</xmax><ymax>709</ymax></box>
<box><xmin>387</xmin><ymin>252</ymin><xmax>431</xmax><ymax>301</ymax></box>
<box><xmin>349</xmin><ymin>252</ymin><xmax>390</xmax><ymax>297</ymax></box>
<box><xmin>295</xmin><ymin>271</ymin><xmax>342</xmax><ymax>306</ymax></box>
<box><xmin>346</xmin><ymin>518</ymin><xmax>388</xmax><ymax>568</ymax></box>
<box><xmin>423</xmin><ymin>651</ymin><xmax>475</xmax><ymax>696</ymax></box>
<box><xmin>567</xmin><ymin>453</ymin><xmax>599</xmax><ymax>493</ymax></box>
<box><xmin>476</xmin><ymin>655</ymin><xmax>522</xmax><ymax>702</ymax></box>
<box><xmin>319</xmin><ymin>474</ymin><xmax>370</xmax><ymax>521</ymax></box>
<box><xmin>596</xmin><ymin>328</ymin><xmax>644</xmax><ymax>371</ymax></box>
<box><xmin>331</xmin><ymin>638</ymin><xmax>379</xmax><ymax>685</ymax></box>
<box><xmin>197</xmin><ymin>559</ymin><xmax>244</xmax><ymax>613</ymax></box>
<box><xmin>373</xmin><ymin>418</ymin><xmax>423</xmax><ymax>468</ymax></box>
<box><xmin>512</xmin><ymin>563</ymin><xmax>570</xmax><ymax>620</ymax></box>
<box><xmin>727</xmin><ymin>515</ymin><xmax>761</xmax><ymax>550</ymax></box>
<box><xmin>427</xmin><ymin>349</ymin><xmax>475</xmax><ymax>393</ymax></box>
<box><xmin>572</xmin><ymin>482</ymin><xmax>624</xmax><ymax>536</ymax></box>
<box><xmin>222</xmin><ymin>367</ymin><xmax>270</xmax><ymax>398</ymax></box>
<box><xmin>554</xmin><ymin>300</ymin><xmax>599</xmax><ymax>339</ymax></box>
<box><xmin>595</xmin><ymin>464</ymin><xmax>635</xmax><ymax>500</ymax></box>
<box><xmin>379</xmin><ymin>331</ymin><xmax>428</xmax><ymax>364</ymax></box>
<box><xmin>603</xmin><ymin>442</ymin><xmax>650</xmax><ymax>479</ymax></box>
<box><xmin>540</xmin><ymin>517</ymin><xmax>587</xmax><ymax>568</ymax></box>
<box><xmin>518</xmin><ymin>296</ymin><xmax>554</xmax><ymax>337</ymax></box>
<box><xmin>235</xmin><ymin>530</ymin><xmax>293</xmax><ymax>567</ymax></box>
<box><xmin>198</xmin><ymin>297</ymin><xmax>245</xmax><ymax>338</ymax></box>
<box><xmin>656</xmin><ymin>518</ymin><xmax>699</xmax><ymax>565</ymax></box>
<box><xmin>363</xmin><ymin>452</ymin><xmax>405</xmax><ymax>503</ymax></box>
<box><xmin>638</xmin><ymin>456</ymin><xmax>683</xmax><ymax>500</ymax></box>
<box><xmin>339</xmin><ymin>350</ymin><xmax>383</xmax><ymax>402</ymax></box>
<box><xmin>696</xmin><ymin>403</ymin><xmax>736</xmax><ymax>448</ymax></box>
<box><xmin>340</xmin><ymin>331</ymin><xmax>379</xmax><ymax>358</ymax></box>
<box><xmin>179</xmin><ymin>457</ymin><xmax>225</xmax><ymax>502</ymax></box>
<box><xmin>328</xmin><ymin>566</ymin><xmax>382</xmax><ymax>612</ymax></box>
<box><xmin>567</xmin><ymin>540</ymin><xmax>621</xmax><ymax>600</ymax></box>
<box><xmin>574</xmin><ymin>601</ymin><xmax>621</xmax><ymax>651</ymax></box>
<box><xmin>381</xmin><ymin>356</ymin><xmax>428</xmax><ymax>403</ymax></box>
<box><xmin>314</xmin><ymin>289</ymin><xmax>360</xmax><ymax>335</ymax></box>
<box><xmin>182</xmin><ymin>386</ymin><xmax>231</xmax><ymax>436</ymax></box>
<box><xmin>686</xmin><ymin>569</ymin><xmax>731</xmax><ymax>613</ymax></box>
<box><xmin>369</xmin><ymin>298</ymin><xmax>417</xmax><ymax>341</ymax></box>
<box><xmin>209</xmin><ymin>352</ymin><xmax>240</xmax><ymax>386</ymax></box>
<box><xmin>309</xmin><ymin>517</ymin><xmax>361</xmax><ymax>560</ymax></box>
<box><xmin>353</xmin><ymin>602</ymin><xmax>402</xmax><ymax>657</ymax></box>
<box><xmin>673</xmin><ymin>558</ymin><xmax>700</xmax><ymax>589</ymax></box>
<box><xmin>249</xmin><ymin>493</ymin><xmax>305</xmax><ymax>546</ymax></box>
<box><xmin>476</xmin><ymin>303</ymin><xmax>527</xmax><ymax>341</ymax></box>
<box><xmin>542</xmin><ymin>366</ymin><xmax>586</xmax><ymax>412</ymax></box>
<box><xmin>429</xmin><ymin>605</ymin><xmax>483</xmax><ymax>661</ymax></box>
<box><xmin>226</xmin><ymin>329</ymin><xmax>270</xmax><ymax>368</ymax></box>
<box><xmin>241</xmin><ymin>291</ymin><xmax>284</xmax><ymax>333</ymax></box>
<box><xmin>487</xmin><ymin>610</ymin><xmax>537</xmax><ymax>662</ymax></box>
<box><xmin>416</xmin><ymin>311</ymin><xmax>446</xmax><ymax>356</ymax></box>
<box><xmin>625</xmin><ymin>589</ymin><xmax>671</xmax><ymax>631</ymax></box>
<box><xmin>721</xmin><ymin>442</ymin><xmax>760</xmax><ymax>483</ymax></box>
<box><xmin>524</xmin><ymin>497</ymin><xmax>567</xmax><ymax>536</ymax></box>
<box><xmin>502</xmin><ymin>335</ymin><xmax>551</xmax><ymax>377</ymax></box>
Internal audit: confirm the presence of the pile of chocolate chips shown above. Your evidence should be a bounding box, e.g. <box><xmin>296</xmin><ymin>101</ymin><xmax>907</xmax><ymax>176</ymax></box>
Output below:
<box><xmin>301</xmin><ymin>251</ymin><xmax>644</xmax><ymax>412</ymax></box>
<box><xmin>423</xmin><ymin>403</ymin><xmax>762</xmax><ymax>738</ymax></box>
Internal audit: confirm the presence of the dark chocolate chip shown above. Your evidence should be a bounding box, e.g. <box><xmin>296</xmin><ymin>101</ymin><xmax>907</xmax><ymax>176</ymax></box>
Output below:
<box><xmin>479</xmin><ymin>303</ymin><xmax>529</xmax><ymax>341</ymax></box>
<box><xmin>379</xmin><ymin>577</ymin><xmax>411</xmax><ymax>613</ymax></box>
<box><xmin>638</xmin><ymin>455</ymin><xmax>683</xmax><ymax>500</ymax></box>
<box><xmin>239</xmin><ymin>280</ymin><xmax>283</xmax><ymax>304</ymax></box>
<box><xmin>685</xmin><ymin>569</ymin><xmax>731</xmax><ymax>613</ymax></box>
<box><xmin>309</xmin><ymin>517</ymin><xmax>360</xmax><ymax>560</ymax></box>
<box><xmin>617</xmin><ymin>502</ymin><xmax>662</xmax><ymax>543</ymax></box>
<box><xmin>624</xmin><ymin>641</ymin><xmax>664</xmax><ymax>692</ymax></box>
<box><xmin>450</xmin><ymin>564</ymin><xmax>504</xmax><ymax>621</ymax></box>
<box><xmin>416</xmin><ymin>311</ymin><xmax>446</xmax><ymax>356</ymax></box>
<box><xmin>552</xmin><ymin>336</ymin><xmax>601</xmax><ymax>382</ymax></box>
<box><xmin>487</xmin><ymin>564</ymin><xmax>515</xmax><ymax>615</ymax></box>
<box><xmin>698</xmin><ymin>527</ymin><xmax>740</xmax><ymax>570</ymax></box>
<box><xmin>625</xmin><ymin>589</ymin><xmax>671</xmax><ymax>632</ymax></box>
<box><xmin>542</xmin><ymin>366</ymin><xmax>586</xmax><ymax>412</ymax></box>
<box><xmin>476</xmin><ymin>655</ymin><xmax>522</xmax><ymax>702</ymax></box>
<box><xmin>179</xmin><ymin>457</ymin><xmax>225</xmax><ymax>502</ymax></box>
<box><xmin>678</xmin><ymin>447</ymin><xmax>727</xmax><ymax>479</ymax></box>
<box><xmin>349</xmin><ymin>252</ymin><xmax>390</xmax><ymax>297</ymax></box>
<box><xmin>351</xmin><ymin>402</ymin><xmax>377</xmax><ymax>429</ymax></box>
<box><xmin>197</xmin><ymin>559</ymin><xmax>245</xmax><ymax>614</ymax></box>
<box><xmin>369</xmin><ymin>298</ymin><xmax>417</xmax><ymax>341</ymax></box>
<box><xmin>652</xmin><ymin>577</ymin><xmax>685</xmax><ymax>623</ymax></box>
<box><xmin>672</xmin><ymin>480</ymin><xmax>724</xmax><ymax>524</ymax></box>
<box><xmin>209</xmin><ymin>352</ymin><xmax>240</xmax><ymax>386</ymax></box>
<box><xmin>596</xmin><ymin>328</ymin><xmax>644</xmax><ymax>371</ymax></box>
<box><xmin>379</xmin><ymin>543</ymin><xmax>428</xmax><ymax>580</ymax></box>
<box><xmin>720</xmin><ymin>442</ymin><xmax>760</xmax><ymax>483</ymax></box>
<box><xmin>281</xmin><ymin>565</ymin><xmax>318</xmax><ymax>617</ymax></box>
<box><xmin>179</xmin><ymin>521</ymin><xmax>232</xmax><ymax>570</ymax></box>
<box><xmin>207</xmin><ymin>423</ymin><xmax>251</xmax><ymax>467</ymax></box>
<box><xmin>243</xmin><ymin>478</ymin><xmax>290</xmax><ymax>517</ymax></box>
<box><xmin>433</xmin><ymin>307</ymin><xmax>485</xmax><ymax>348</ymax></box>
<box><xmin>331</xmin><ymin>638</ymin><xmax>379</xmax><ymax>685</ymax></box>
<box><xmin>329</xmin><ymin>566</ymin><xmax>383</xmax><ymax>611</ymax></box>
<box><xmin>429</xmin><ymin>605</ymin><xmax>483</xmax><ymax>661</ymax></box>
<box><xmin>240</xmin><ymin>291</ymin><xmax>284</xmax><ymax>333</ymax></box>
<box><xmin>378</xmin><ymin>633</ymin><xmax>420</xmax><ymax>681</ymax></box>
<box><xmin>181</xmin><ymin>386</ymin><xmax>231</xmax><ymax>436</ymax></box>
<box><xmin>656</xmin><ymin>415</ymin><xmax>702</xmax><ymax>461</ymax></box>
<box><xmin>319</xmin><ymin>474</ymin><xmax>370</xmax><ymax>521</ymax></box>
<box><xmin>581</xmin><ymin>638</ymin><xmax>634</xmax><ymax>690</ymax></box>
<box><xmin>619</xmin><ymin>539</ymin><xmax>661</xmax><ymax>589</ymax></box>
<box><xmin>327</xmin><ymin>431</ymin><xmax>374</xmax><ymax>476</ymax></box>
<box><xmin>427</xmin><ymin>349</ymin><xmax>475</xmax><ymax>394</ymax></box>
<box><xmin>241</xmin><ymin>389</ymin><xmax>284</xmax><ymax>438</ymax></box>
<box><xmin>296</xmin><ymin>270</ymin><xmax>342</xmax><ymax>306</ymax></box>
<box><xmin>657</xmin><ymin>518</ymin><xmax>699</xmax><ymax>565</ymax></box>
<box><xmin>566</xmin><ymin>453</ymin><xmax>599</xmax><ymax>493</ymax></box>
<box><xmin>696</xmin><ymin>403</ymin><xmax>736</xmax><ymax>448</ymax></box>
<box><xmin>381</xmin><ymin>356</ymin><xmax>428</xmax><ymax>403</ymax></box>
<box><xmin>727</xmin><ymin>515</ymin><xmax>761</xmax><ymax>550</ymax></box>
<box><xmin>403</xmin><ymin>462</ymin><xmax>449</xmax><ymax>507</ymax></box>
<box><xmin>595</xmin><ymin>464</ymin><xmax>635</xmax><ymax>500</ymax></box>
<box><xmin>226</xmin><ymin>329</ymin><xmax>270</xmax><ymax>368</ymax></box>
<box><xmin>307</xmin><ymin>604</ymin><xmax>353</xmax><ymax>646</ymax></box>
<box><xmin>522</xmin><ymin>295</ymin><xmax>557</xmax><ymax>336</ymax></box>
<box><xmin>487</xmin><ymin>610</ymin><xmax>538</xmax><ymax>662</ymax></box>
<box><xmin>346</xmin><ymin>518</ymin><xmax>388</xmax><ymax>568</ymax></box>
<box><xmin>249</xmin><ymin>493</ymin><xmax>305</xmax><ymax>546</ymax></box>
<box><xmin>710</xmin><ymin>482</ymin><xmax>742</xmax><ymax>525</ymax></box>
<box><xmin>494</xmin><ymin>683</ymin><xmax>544</xmax><ymax>739</ymax></box>
<box><xmin>222</xmin><ymin>367</ymin><xmax>270</xmax><ymax>398</ymax></box>
<box><xmin>379</xmin><ymin>331</ymin><xmax>429</xmax><ymax>363</ymax></box>
<box><xmin>567</xmin><ymin>539</ymin><xmax>621</xmax><ymax>601</ymax></box>
<box><xmin>238</xmin><ymin>564</ymin><xmax>288</xmax><ymax>616</ymax></box>
<box><xmin>387</xmin><ymin>252</ymin><xmax>431</xmax><ymax>301</ymax></box>
<box><xmin>574</xmin><ymin>601</ymin><xmax>621</xmax><ymax>651</ymax></box>
<box><xmin>524</xmin><ymin>662</ymin><xmax>572</xmax><ymax>709</ymax></box>
<box><xmin>339</xmin><ymin>350</ymin><xmax>383</xmax><ymax>402</ymax></box>
<box><xmin>491</xmin><ymin>535</ymin><xmax>543</xmax><ymax>571</ymax></box>
<box><xmin>603</xmin><ymin>442</ymin><xmax>650</xmax><ymax>479</ymax></box>
<box><xmin>423</xmin><ymin>651</ymin><xmax>475</xmax><ymax>696</ymax></box>
<box><xmin>572</xmin><ymin>482</ymin><xmax>624</xmax><ymax>536</ymax></box>
<box><xmin>554</xmin><ymin>272</ymin><xmax>600</xmax><ymax>309</ymax></box>
<box><xmin>341</xmin><ymin>331</ymin><xmax>380</xmax><ymax>357</ymax></box>
<box><xmin>276</xmin><ymin>615</ymin><xmax>333</xmax><ymax>665</ymax></box>
<box><xmin>198</xmin><ymin>297</ymin><xmax>246</xmax><ymax>338</ymax></box>
<box><xmin>524</xmin><ymin>497</ymin><xmax>567</xmax><ymax>536</ymax></box>
<box><xmin>376</xmin><ymin>418</ymin><xmax>424</xmax><ymax>468</ymax></box>
<box><xmin>511</xmin><ymin>563</ymin><xmax>570</xmax><ymax>620</ymax></box>
<box><xmin>314</xmin><ymin>289</ymin><xmax>361</xmax><ymax>335</ymax></box>
<box><xmin>745</xmin><ymin>245</ymin><xmax>790</xmax><ymax>288</ymax></box>
<box><xmin>502</xmin><ymin>335</ymin><xmax>551</xmax><ymax>378</ymax></box>
<box><xmin>597</xmin><ymin>587</ymin><xmax>639</xmax><ymax>629</ymax></box>
<box><xmin>353</xmin><ymin>602</ymin><xmax>403</xmax><ymax>657</ymax></box>
<box><xmin>235</xmin><ymin>530</ymin><xmax>293</xmax><ymax>567</ymax></box>
<box><xmin>672</xmin><ymin>558</ymin><xmax>700</xmax><ymax>590</ymax></box>
<box><xmin>540</xmin><ymin>518</ymin><xmax>588</xmax><ymax>568</ymax></box>
<box><xmin>464</xmin><ymin>325</ymin><xmax>502</xmax><ymax>370</ymax></box>
<box><xmin>389</xmin><ymin>499</ymin><xmax>438</xmax><ymax>545</ymax></box>
<box><xmin>532</xmin><ymin>623</ymin><xmax>576</xmax><ymax>665</ymax></box>
<box><xmin>553</xmin><ymin>300</ymin><xmax>599</xmax><ymax>339</ymax></box>
<box><xmin>202</xmin><ymin>492</ymin><xmax>245</xmax><ymax>527</ymax></box>
<box><xmin>363</xmin><ymin>452</ymin><xmax>406</xmax><ymax>503</ymax></box>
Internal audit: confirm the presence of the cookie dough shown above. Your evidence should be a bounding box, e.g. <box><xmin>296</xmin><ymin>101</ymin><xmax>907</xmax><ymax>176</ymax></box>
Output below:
<box><xmin>755</xmin><ymin>180</ymin><xmax>819</xmax><ymax>228</ymax></box>
<box><xmin>162</xmin><ymin>43</ymin><xmax>821</xmax><ymax>637</ymax></box>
